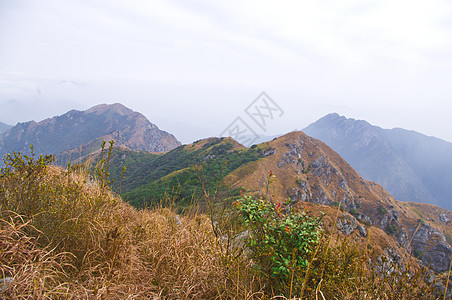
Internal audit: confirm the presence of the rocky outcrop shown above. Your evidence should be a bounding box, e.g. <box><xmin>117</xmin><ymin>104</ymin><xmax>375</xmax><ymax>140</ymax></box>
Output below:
<box><xmin>278</xmin><ymin>138</ymin><xmax>303</xmax><ymax>169</ymax></box>
<box><xmin>410</xmin><ymin>222</ymin><xmax>452</xmax><ymax>273</ymax></box>
<box><xmin>375</xmin><ymin>247</ymin><xmax>404</xmax><ymax>275</ymax></box>
<box><xmin>336</xmin><ymin>214</ymin><xmax>358</xmax><ymax>235</ymax></box>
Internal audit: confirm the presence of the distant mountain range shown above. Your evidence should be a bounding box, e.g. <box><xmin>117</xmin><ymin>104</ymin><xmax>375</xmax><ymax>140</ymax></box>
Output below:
<box><xmin>304</xmin><ymin>113</ymin><xmax>452</xmax><ymax>210</ymax></box>
<box><xmin>0</xmin><ymin>103</ymin><xmax>181</xmax><ymax>160</ymax></box>
<box><xmin>0</xmin><ymin>122</ymin><xmax>12</xmax><ymax>133</ymax></box>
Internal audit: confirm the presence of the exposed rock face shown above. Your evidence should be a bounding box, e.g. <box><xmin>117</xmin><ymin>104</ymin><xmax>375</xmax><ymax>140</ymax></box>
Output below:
<box><xmin>0</xmin><ymin>103</ymin><xmax>181</xmax><ymax>157</ymax></box>
<box><xmin>439</xmin><ymin>213</ymin><xmax>450</xmax><ymax>224</ymax></box>
<box><xmin>336</xmin><ymin>214</ymin><xmax>358</xmax><ymax>235</ymax></box>
<box><xmin>358</xmin><ymin>225</ymin><xmax>367</xmax><ymax>237</ymax></box>
<box><xmin>410</xmin><ymin>222</ymin><xmax>452</xmax><ymax>273</ymax></box>
<box><xmin>304</xmin><ymin>113</ymin><xmax>452</xmax><ymax>210</ymax></box>
<box><xmin>375</xmin><ymin>247</ymin><xmax>404</xmax><ymax>275</ymax></box>
<box><xmin>278</xmin><ymin>138</ymin><xmax>303</xmax><ymax>169</ymax></box>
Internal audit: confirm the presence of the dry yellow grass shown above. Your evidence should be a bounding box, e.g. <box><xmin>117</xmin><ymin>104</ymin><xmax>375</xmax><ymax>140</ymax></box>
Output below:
<box><xmin>0</xmin><ymin>159</ymin><xmax>264</xmax><ymax>299</ymax></box>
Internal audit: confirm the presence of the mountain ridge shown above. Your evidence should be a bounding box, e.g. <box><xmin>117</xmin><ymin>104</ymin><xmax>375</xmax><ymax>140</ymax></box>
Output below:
<box><xmin>303</xmin><ymin>113</ymin><xmax>452</xmax><ymax>210</ymax></box>
<box><xmin>0</xmin><ymin>103</ymin><xmax>181</xmax><ymax>159</ymax></box>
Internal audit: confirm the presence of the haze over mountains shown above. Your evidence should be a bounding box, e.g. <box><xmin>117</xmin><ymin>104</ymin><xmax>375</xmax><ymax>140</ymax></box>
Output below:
<box><xmin>304</xmin><ymin>113</ymin><xmax>452</xmax><ymax>210</ymax></box>
<box><xmin>0</xmin><ymin>122</ymin><xmax>12</xmax><ymax>133</ymax></box>
<box><xmin>0</xmin><ymin>103</ymin><xmax>181</xmax><ymax>159</ymax></box>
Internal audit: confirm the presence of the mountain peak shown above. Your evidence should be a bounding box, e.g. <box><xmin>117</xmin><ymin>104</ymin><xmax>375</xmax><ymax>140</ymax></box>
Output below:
<box><xmin>314</xmin><ymin>113</ymin><xmax>372</xmax><ymax>128</ymax></box>
<box><xmin>0</xmin><ymin>103</ymin><xmax>181</xmax><ymax>158</ymax></box>
<box><xmin>85</xmin><ymin>103</ymin><xmax>134</xmax><ymax>115</ymax></box>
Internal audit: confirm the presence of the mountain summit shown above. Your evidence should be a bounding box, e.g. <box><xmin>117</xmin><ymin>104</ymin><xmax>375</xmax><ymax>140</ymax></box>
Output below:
<box><xmin>303</xmin><ymin>113</ymin><xmax>452</xmax><ymax>210</ymax></box>
<box><xmin>0</xmin><ymin>103</ymin><xmax>181</xmax><ymax>158</ymax></box>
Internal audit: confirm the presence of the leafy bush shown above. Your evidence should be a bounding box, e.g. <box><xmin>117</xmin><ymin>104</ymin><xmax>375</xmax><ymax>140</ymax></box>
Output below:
<box><xmin>349</xmin><ymin>207</ymin><xmax>359</xmax><ymax>216</ymax></box>
<box><xmin>386</xmin><ymin>224</ymin><xmax>398</xmax><ymax>235</ymax></box>
<box><xmin>234</xmin><ymin>172</ymin><xmax>322</xmax><ymax>294</ymax></box>
<box><xmin>330</xmin><ymin>201</ymin><xmax>340</xmax><ymax>207</ymax></box>
<box><xmin>379</xmin><ymin>206</ymin><xmax>388</xmax><ymax>214</ymax></box>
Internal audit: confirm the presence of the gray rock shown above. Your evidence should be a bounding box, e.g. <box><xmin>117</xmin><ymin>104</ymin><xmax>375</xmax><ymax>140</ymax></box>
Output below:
<box><xmin>375</xmin><ymin>247</ymin><xmax>404</xmax><ymax>275</ymax></box>
<box><xmin>424</xmin><ymin>270</ymin><xmax>436</xmax><ymax>285</ymax></box>
<box><xmin>336</xmin><ymin>214</ymin><xmax>358</xmax><ymax>235</ymax></box>
<box><xmin>263</xmin><ymin>149</ymin><xmax>276</xmax><ymax>156</ymax></box>
<box><xmin>439</xmin><ymin>213</ymin><xmax>450</xmax><ymax>223</ymax></box>
<box><xmin>278</xmin><ymin>139</ymin><xmax>304</xmax><ymax>169</ymax></box>
<box><xmin>410</xmin><ymin>222</ymin><xmax>452</xmax><ymax>273</ymax></box>
<box><xmin>339</xmin><ymin>178</ymin><xmax>348</xmax><ymax>190</ymax></box>
<box><xmin>299</xmin><ymin>180</ymin><xmax>309</xmax><ymax>193</ymax></box>
<box><xmin>358</xmin><ymin>225</ymin><xmax>367</xmax><ymax>237</ymax></box>
<box><xmin>357</xmin><ymin>213</ymin><xmax>373</xmax><ymax>225</ymax></box>
<box><xmin>287</xmin><ymin>188</ymin><xmax>307</xmax><ymax>203</ymax></box>
<box><xmin>397</xmin><ymin>228</ymin><xmax>410</xmax><ymax>250</ymax></box>
<box><xmin>311</xmin><ymin>156</ymin><xmax>337</xmax><ymax>186</ymax></box>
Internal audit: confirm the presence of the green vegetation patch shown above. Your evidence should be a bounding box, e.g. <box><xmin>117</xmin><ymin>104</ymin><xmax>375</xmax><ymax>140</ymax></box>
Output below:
<box><xmin>116</xmin><ymin>138</ymin><xmax>264</xmax><ymax>208</ymax></box>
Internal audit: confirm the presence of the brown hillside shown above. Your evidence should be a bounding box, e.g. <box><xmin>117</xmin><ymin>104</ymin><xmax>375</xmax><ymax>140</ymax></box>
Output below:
<box><xmin>225</xmin><ymin>131</ymin><xmax>452</xmax><ymax>273</ymax></box>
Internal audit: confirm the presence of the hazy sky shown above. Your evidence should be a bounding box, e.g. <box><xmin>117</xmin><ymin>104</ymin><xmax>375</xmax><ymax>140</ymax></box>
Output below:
<box><xmin>1</xmin><ymin>0</ymin><xmax>452</xmax><ymax>144</ymax></box>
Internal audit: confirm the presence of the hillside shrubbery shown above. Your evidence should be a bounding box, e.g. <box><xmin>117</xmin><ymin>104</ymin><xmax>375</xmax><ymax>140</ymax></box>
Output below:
<box><xmin>0</xmin><ymin>146</ymin><xmax>440</xmax><ymax>299</ymax></box>
<box><xmin>118</xmin><ymin>138</ymin><xmax>264</xmax><ymax>208</ymax></box>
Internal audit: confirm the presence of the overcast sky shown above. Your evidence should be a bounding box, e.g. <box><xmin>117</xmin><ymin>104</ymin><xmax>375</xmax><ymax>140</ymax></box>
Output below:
<box><xmin>1</xmin><ymin>0</ymin><xmax>452</xmax><ymax>144</ymax></box>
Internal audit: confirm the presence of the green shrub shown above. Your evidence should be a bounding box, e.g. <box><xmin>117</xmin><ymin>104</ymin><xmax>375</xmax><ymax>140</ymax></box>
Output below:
<box><xmin>386</xmin><ymin>224</ymin><xmax>398</xmax><ymax>235</ymax></box>
<box><xmin>349</xmin><ymin>207</ymin><xmax>359</xmax><ymax>216</ymax></box>
<box><xmin>234</xmin><ymin>172</ymin><xmax>322</xmax><ymax>294</ymax></box>
<box><xmin>330</xmin><ymin>201</ymin><xmax>340</xmax><ymax>207</ymax></box>
<box><xmin>379</xmin><ymin>206</ymin><xmax>388</xmax><ymax>214</ymax></box>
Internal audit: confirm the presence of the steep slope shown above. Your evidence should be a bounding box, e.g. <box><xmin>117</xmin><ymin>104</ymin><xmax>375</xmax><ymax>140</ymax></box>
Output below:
<box><xmin>0</xmin><ymin>122</ymin><xmax>12</xmax><ymax>133</ymax></box>
<box><xmin>0</xmin><ymin>103</ymin><xmax>181</xmax><ymax>158</ymax></box>
<box><xmin>303</xmin><ymin>113</ymin><xmax>452</xmax><ymax>210</ymax></box>
<box><xmin>225</xmin><ymin>131</ymin><xmax>452</xmax><ymax>273</ymax></box>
